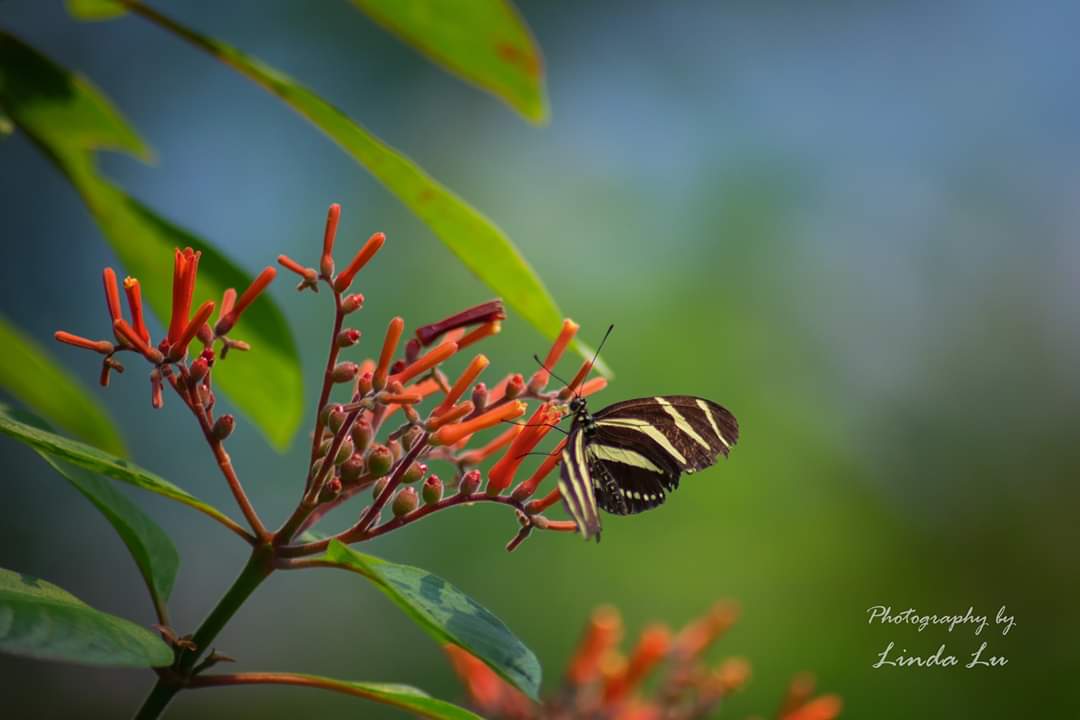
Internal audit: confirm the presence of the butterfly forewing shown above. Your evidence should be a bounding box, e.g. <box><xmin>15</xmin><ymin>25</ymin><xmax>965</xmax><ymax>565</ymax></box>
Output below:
<box><xmin>558</xmin><ymin>395</ymin><xmax>739</xmax><ymax>541</ymax></box>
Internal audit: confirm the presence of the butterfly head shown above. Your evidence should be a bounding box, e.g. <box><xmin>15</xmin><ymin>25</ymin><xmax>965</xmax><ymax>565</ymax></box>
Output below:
<box><xmin>568</xmin><ymin>396</ymin><xmax>587</xmax><ymax>414</ymax></box>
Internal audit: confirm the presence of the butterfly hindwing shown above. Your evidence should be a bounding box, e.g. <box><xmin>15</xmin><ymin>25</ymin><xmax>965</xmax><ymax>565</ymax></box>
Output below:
<box><xmin>559</xmin><ymin>429</ymin><xmax>602</xmax><ymax>540</ymax></box>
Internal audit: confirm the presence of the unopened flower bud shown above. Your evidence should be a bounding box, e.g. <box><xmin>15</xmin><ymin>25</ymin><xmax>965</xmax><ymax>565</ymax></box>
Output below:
<box><xmin>334</xmin><ymin>437</ymin><xmax>354</xmax><ymax>465</ymax></box>
<box><xmin>401</xmin><ymin>462</ymin><xmax>426</xmax><ymax>484</ymax></box>
<box><xmin>471</xmin><ymin>382</ymin><xmax>488</xmax><ymax>411</ymax></box>
<box><xmin>350</xmin><ymin>419</ymin><xmax>373</xmax><ymax>452</ymax></box>
<box><xmin>212</xmin><ymin>414</ymin><xmax>235</xmax><ymax>441</ymax></box>
<box><xmin>357</xmin><ymin>371</ymin><xmax>374</xmax><ymax>395</ymax></box>
<box><xmin>366</xmin><ymin>444</ymin><xmax>393</xmax><ymax>477</ymax></box>
<box><xmin>459</xmin><ymin>469</ymin><xmax>482</xmax><ymax>495</ymax></box>
<box><xmin>387</xmin><ymin>438</ymin><xmax>403</xmax><ymax>462</ymax></box>
<box><xmin>405</xmin><ymin>338</ymin><xmax>421</xmax><ymax>363</ymax></box>
<box><xmin>422</xmin><ymin>475</ymin><xmax>443</xmax><ymax>505</ymax></box>
<box><xmin>150</xmin><ymin>369</ymin><xmax>164</xmax><ymax>409</ymax></box>
<box><xmin>331</xmin><ymin>361</ymin><xmax>359</xmax><ymax>383</ymax></box>
<box><xmin>310</xmin><ymin>458</ymin><xmax>324</xmax><ymax>482</ymax></box>
<box><xmin>392</xmin><ymin>486</ymin><xmax>418</xmax><ymax>517</ymax></box>
<box><xmin>340</xmin><ymin>453</ymin><xmax>365</xmax><ymax>484</ymax></box>
<box><xmin>336</xmin><ymin>328</ymin><xmax>361</xmax><ymax>348</ymax></box>
<box><xmin>327</xmin><ymin>404</ymin><xmax>347</xmax><ymax>432</ymax></box>
<box><xmin>189</xmin><ymin>357</ymin><xmax>210</xmax><ymax>385</ymax></box>
<box><xmin>389</xmin><ymin>359</ymin><xmax>406</xmax><ymax>375</ymax></box>
<box><xmin>371</xmin><ymin>476</ymin><xmax>389</xmax><ymax>500</ymax></box>
<box><xmin>342</xmin><ymin>293</ymin><xmax>365</xmax><ymax>314</ymax></box>
<box><xmin>325</xmin><ymin>476</ymin><xmax>343</xmax><ymax>497</ymax></box>
<box><xmin>318</xmin><ymin>437</ymin><xmax>333</xmax><ymax>457</ymax></box>
<box><xmin>504</xmin><ymin>373</ymin><xmax>526</xmax><ymax>399</ymax></box>
<box><xmin>401</xmin><ymin>425</ymin><xmax>423</xmax><ymax>451</ymax></box>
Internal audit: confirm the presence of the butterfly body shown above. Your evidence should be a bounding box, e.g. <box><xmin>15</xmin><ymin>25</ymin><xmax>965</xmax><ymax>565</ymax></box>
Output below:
<box><xmin>559</xmin><ymin>395</ymin><xmax>738</xmax><ymax>541</ymax></box>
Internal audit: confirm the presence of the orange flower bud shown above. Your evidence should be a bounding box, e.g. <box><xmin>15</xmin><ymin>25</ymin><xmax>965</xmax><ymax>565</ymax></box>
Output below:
<box><xmin>122</xmin><ymin>277</ymin><xmax>150</xmax><ymax>344</ymax></box>
<box><xmin>169</xmin><ymin>300</ymin><xmax>215</xmax><ymax>361</ymax></box>
<box><xmin>432</xmin><ymin>401</ymin><xmax>527</xmax><ymax>446</ymax></box>
<box><xmin>342</xmin><ymin>293</ymin><xmax>365</xmax><ymax>313</ymax></box>
<box><xmin>113</xmin><ymin>319</ymin><xmax>164</xmax><ymax>364</ymax></box>
<box><xmin>426</xmin><ymin>401</ymin><xmax>474</xmax><ymax>431</ymax></box>
<box><xmin>167</xmin><ymin>248</ymin><xmax>200</xmax><ymax>344</ymax></box>
<box><xmin>102</xmin><ymin>267</ymin><xmax>123</xmax><ymax>323</ymax></box>
<box><xmin>320</xmin><ymin>203</ymin><xmax>341</xmax><ymax>279</ymax></box>
<box><xmin>456</xmin><ymin>320</ymin><xmax>501</xmax><ymax>351</ymax></box>
<box><xmin>373</xmin><ymin>316</ymin><xmax>404</xmax><ymax>391</ymax></box>
<box><xmin>390</xmin><ymin>341</ymin><xmax>458</xmax><ymax>386</ymax></box>
<box><xmin>531</xmin><ymin>318</ymin><xmax>578</xmax><ymax>390</ymax></box>
<box><xmin>567</xmin><ymin>605</ymin><xmax>623</xmax><ymax>685</ymax></box>
<box><xmin>392</xmin><ymin>485</ymin><xmax>419</xmax><ymax>517</ymax></box>
<box><xmin>334</xmin><ymin>231</ymin><xmax>385</xmax><ymax>293</ymax></box>
<box><xmin>215</xmin><ymin>267</ymin><xmax>276</xmax><ymax>336</ymax></box>
<box><xmin>54</xmin><ymin>331</ymin><xmax>113</xmax><ymax>355</ymax></box>
<box><xmin>580</xmin><ymin>377</ymin><xmax>608</xmax><ymax>398</ymax></box>
<box><xmin>436</xmin><ymin>354</ymin><xmax>489</xmax><ymax>414</ymax></box>
<box><xmin>488</xmin><ymin>403</ymin><xmax>559</xmax><ymax>494</ymax></box>
<box><xmin>456</xmin><ymin>424</ymin><xmax>520</xmax><ymax>465</ymax></box>
<box><xmin>604</xmin><ymin>624</ymin><xmax>671</xmax><ymax>703</ymax></box>
<box><xmin>511</xmin><ymin>437</ymin><xmax>567</xmax><ymax>502</ymax></box>
<box><xmin>526</xmin><ymin>486</ymin><xmax>561</xmax><ymax>514</ymax></box>
<box><xmin>784</xmin><ymin>695</ymin><xmax>844</xmax><ymax>720</ymax></box>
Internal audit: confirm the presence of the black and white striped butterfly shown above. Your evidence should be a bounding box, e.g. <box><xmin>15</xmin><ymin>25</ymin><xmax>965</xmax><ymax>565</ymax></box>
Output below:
<box><xmin>558</xmin><ymin>393</ymin><xmax>739</xmax><ymax>541</ymax></box>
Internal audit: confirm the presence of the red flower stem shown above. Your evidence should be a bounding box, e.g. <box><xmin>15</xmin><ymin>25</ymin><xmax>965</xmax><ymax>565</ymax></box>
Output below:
<box><xmin>303</xmin><ymin>289</ymin><xmax>345</xmax><ymax>494</ymax></box>
<box><xmin>186</xmin><ymin>671</ymin><xmax>445</xmax><ymax>713</ymax></box>
<box><xmin>278</xmin><ymin>491</ymin><xmax>545</xmax><ymax>558</ymax></box>
<box><xmin>170</xmin><ymin>369</ymin><xmax>270</xmax><ymax>542</ymax></box>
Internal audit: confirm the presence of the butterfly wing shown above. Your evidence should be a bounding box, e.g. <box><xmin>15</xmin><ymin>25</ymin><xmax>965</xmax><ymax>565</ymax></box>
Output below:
<box><xmin>593</xmin><ymin>395</ymin><xmax>738</xmax><ymax>473</ymax></box>
<box><xmin>558</xmin><ymin>426</ymin><xmax>603</xmax><ymax>541</ymax></box>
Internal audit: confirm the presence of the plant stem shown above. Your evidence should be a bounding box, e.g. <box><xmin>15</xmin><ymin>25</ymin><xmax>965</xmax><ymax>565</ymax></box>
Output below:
<box><xmin>132</xmin><ymin>546</ymin><xmax>274</xmax><ymax>720</ymax></box>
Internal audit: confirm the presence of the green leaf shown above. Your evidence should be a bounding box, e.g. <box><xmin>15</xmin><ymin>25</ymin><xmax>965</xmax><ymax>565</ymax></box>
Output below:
<box><xmin>322</xmin><ymin>540</ymin><xmax>541</xmax><ymax>700</ymax></box>
<box><xmin>0</xmin><ymin>567</ymin><xmax>173</xmax><ymax>667</ymax></box>
<box><xmin>0</xmin><ymin>404</ymin><xmax>241</xmax><ymax>535</ymax></box>
<box><xmin>0</xmin><ymin>31</ymin><xmax>304</xmax><ymax>450</ymax></box>
<box><xmin>0</xmin><ymin>112</ymin><xmax>12</xmax><ymax>136</ymax></box>
<box><xmin>5</xmin><ymin>405</ymin><xmax>178</xmax><ymax>618</ymax></box>
<box><xmin>65</xmin><ymin>0</ymin><xmax>128</xmax><ymax>21</ymax></box>
<box><xmin>350</xmin><ymin>0</ymin><xmax>547</xmax><ymax>123</ymax></box>
<box><xmin>0</xmin><ymin>314</ymin><xmax>126</xmax><ymax>456</ymax></box>
<box><xmin>119</xmin><ymin>2</ymin><xmax>607</xmax><ymax>376</ymax></box>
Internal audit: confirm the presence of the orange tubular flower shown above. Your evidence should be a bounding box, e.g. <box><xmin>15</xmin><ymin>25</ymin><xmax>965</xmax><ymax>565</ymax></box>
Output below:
<box><xmin>426</xmin><ymin>401</ymin><xmax>474</xmax><ymax>431</ymax></box>
<box><xmin>530</xmin><ymin>318</ymin><xmax>579</xmax><ymax>390</ymax></box>
<box><xmin>604</xmin><ymin>624</ymin><xmax>672</xmax><ymax>703</ymax></box>
<box><xmin>456</xmin><ymin>319</ymin><xmax>501</xmax><ymax>351</ymax></box>
<box><xmin>783</xmin><ymin>695</ymin><xmax>844</xmax><ymax>720</ymax></box>
<box><xmin>167</xmin><ymin>248</ymin><xmax>200</xmax><ymax>345</ymax></box>
<box><xmin>320</xmin><ymin>203</ymin><xmax>341</xmax><ymax>278</ymax></box>
<box><xmin>445</xmin><ymin>646</ymin><xmax>534</xmax><ymax>719</ymax></box>
<box><xmin>114</xmin><ymin>319</ymin><xmax>164</xmax><ymax>364</ymax></box>
<box><xmin>215</xmin><ymin>267</ymin><xmax>276</xmax><ymax>336</ymax></box>
<box><xmin>390</xmin><ymin>340</ymin><xmax>458</xmax><ymax>386</ymax></box>
<box><xmin>102</xmin><ymin>267</ymin><xmax>123</xmax><ymax>322</ymax></box>
<box><xmin>511</xmin><ymin>436</ymin><xmax>567</xmax><ymax>502</ymax></box>
<box><xmin>487</xmin><ymin>403</ymin><xmax>559</xmax><ymax>494</ymax></box>
<box><xmin>373</xmin><ymin>316</ymin><xmax>404</xmax><ymax>391</ymax></box>
<box><xmin>456</xmin><ymin>425</ymin><xmax>521</xmax><ymax>464</ymax></box>
<box><xmin>432</xmin><ymin>401</ymin><xmax>527</xmax><ymax>446</ymax></box>
<box><xmin>54</xmin><ymin>331</ymin><xmax>113</xmax><ymax>355</ymax></box>
<box><xmin>169</xmin><ymin>300</ymin><xmax>215</xmax><ymax>361</ymax></box>
<box><xmin>435</xmin><ymin>354</ymin><xmax>489</xmax><ymax>414</ymax></box>
<box><xmin>579</xmin><ymin>377</ymin><xmax>608</xmax><ymax>398</ymax></box>
<box><xmin>334</xmin><ymin>231</ymin><xmax>385</xmax><ymax>293</ymax></box>
<box><xmin>377</xmin><ymin>392</ymin><xmax>423</xmax><ymax>405</ymax></box>
<box><xmin>526</xmin><ymin>485</ymin><xmax>561</xmax><ymax>513</ymax></box>
<box><xmin>673</xmin><ymin>601</ymin><xmax>739</xmax><ymax>660</ymax></box>
<box><xmin>567</xmin><ymin>605</ymin><xmax>624</xmax><ymax>686</ymax></box>
<box><xmin>121</xmin><ymin>277</ymin><xmax>150</xmax><ymax>344</ymax></box>
<box><xmin>559</xmin><ymin>358</ymin><xmax>594</xmax><ymax>399</ymax></box>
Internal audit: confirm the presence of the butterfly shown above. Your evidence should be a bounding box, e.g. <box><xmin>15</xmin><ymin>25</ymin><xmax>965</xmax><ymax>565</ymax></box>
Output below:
<box><xmin>557</xmin><ymin>392</ymin><xmax>739</xmax><ymax>541</ymax></box>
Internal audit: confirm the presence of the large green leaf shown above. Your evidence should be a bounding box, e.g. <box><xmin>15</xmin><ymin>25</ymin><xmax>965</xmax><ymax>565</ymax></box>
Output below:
<box><xmin>322</xmin><ymin>540</ymin><xmax>541</xmax><ymax>700</ymax></box>
<box><xmin>0</xmin><ymin>314</ymin><xmax>125</xmax><ymax>456</ymax></box>
<box><xmin>0</xmin><ymin>567</ymin><xmax>173</xmax><ymax>667</ymax></box>
<box><xmin>350</xmin><ymin>0</ymin><xmax>547</xmax><ymax>123</ymax></box>
<box><xmin>197</xmin><ymin>674</ymin><xmax>481</xmax><ymax>720</ymax></box>
<box><xmin>118</xmin><ymin>1</ymin><xmax>607</xmax><ymax>376</ymax></box>
<box><xmin>0</xmin><ymin>405</ymin><xmax>241</xmax><ymax>534</ymax></box>
<box><xmin>4</xmin><ymin>405</ymin><xmax>177</xmax><ymax>619</ymax></box>
<box><xmin>0</xmin><ymin>31</ymin><xmax>303</xmax><ymax>450</ymax></box>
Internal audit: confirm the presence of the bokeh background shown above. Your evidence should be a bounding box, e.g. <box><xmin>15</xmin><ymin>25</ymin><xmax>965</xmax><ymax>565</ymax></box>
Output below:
<box><xmin>2</xmin><ymin>1</ymin><xmax>1078</xmax><ymax>717</ymax></box>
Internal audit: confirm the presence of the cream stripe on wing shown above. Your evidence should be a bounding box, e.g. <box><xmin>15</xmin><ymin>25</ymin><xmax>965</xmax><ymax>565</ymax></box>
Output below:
<box><xmin>595</xmin><ymin>418</ymin><xmax>688</xmax><ymax>465</ymax></box>
<box><xmin>587</xmin><ymin>444</ymin><xmax>663</xmax><ymax>473</ymax></box>
<box><xmin>655</xmin><ymin>397</ymin><xmax>711</xmax><ymax>450</ymax></box>
<box><xmin>696</xmin><ymin>399</ymin><xmax>731</xmax><ymax>449</ymax></box>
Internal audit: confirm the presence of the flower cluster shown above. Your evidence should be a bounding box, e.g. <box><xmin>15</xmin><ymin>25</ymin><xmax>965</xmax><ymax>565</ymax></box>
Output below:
<box><xmin>446</xmin><ymin>602</ymin><xmax>843</xmax><ymax>720</ymax></box>
<box><xmin>54</xmin><ymin>203</ymin><xmax>606</xmax><ymax>551</ymax></box>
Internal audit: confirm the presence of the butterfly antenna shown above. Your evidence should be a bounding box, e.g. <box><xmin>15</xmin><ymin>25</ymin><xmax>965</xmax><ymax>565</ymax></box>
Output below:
<box><xmin>533</xmin><ymin>353</ymin><xmax>573</xmax><ymax>387</ymax></box>
<box><xmin>574</xmin><ymin>324</ymin><xmax>614</xmax><ymax>398</ymax></box>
